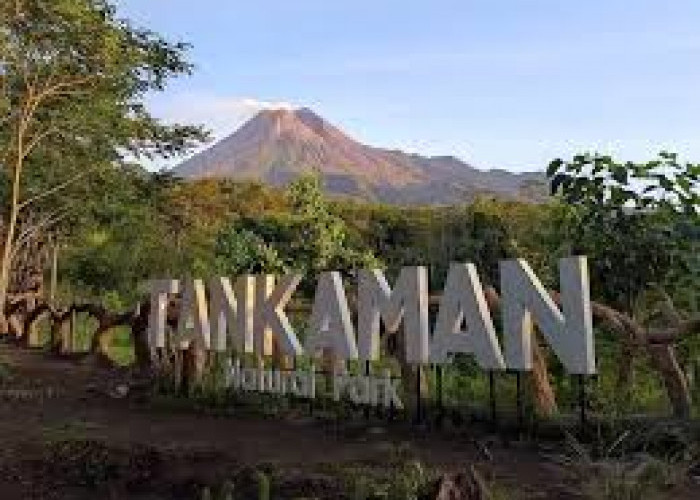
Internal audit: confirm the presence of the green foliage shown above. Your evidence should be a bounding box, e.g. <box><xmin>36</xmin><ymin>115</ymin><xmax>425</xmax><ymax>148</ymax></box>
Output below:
<box><xmin>386</xmin><ymin>459</ymin><xmax>428</xmax><ymax>500</ymax></box>
<box><xmin>0</xmin><ymin>0</ymin><xmax>207</xmax><ymax>307</ymax></box>
<box><xmin>256</xmin><ymin>470</ymin><xmax>270</xmax><ymax>500</ymax></box>
<box><xmin>216</xmin><ymin>174</ymin><xmax>380</xmax><ymax>283</ymax></box>
<box><xmin>0</xmin><ymin>0</ymin><xmax>206</xmax><ymax>167</ymax></box>
<box><xmin>548</xmin><ymin>151</ymin><xmax>699</xmax><ymax>310</ymax></box>
<box><xmin>214</xmin><ymin>227</ymin><xmax>285</xmax><ymax>275</ymax></box>
<box><xmin>283</xmin><ymin>173</ymin><xmax>380</xmax><ymax>275</ymax></box>
<box><xmin>550</xmin><ymin>427</ymin><xmax>696</xmax><ymax>500</ymax></box>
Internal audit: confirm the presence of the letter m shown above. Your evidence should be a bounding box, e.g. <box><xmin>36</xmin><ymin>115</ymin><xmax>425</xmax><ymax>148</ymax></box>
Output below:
<box><xmin>357</xmin><ymin>267</ymin><xmax>430</xmax><ymax>363</ymax></box>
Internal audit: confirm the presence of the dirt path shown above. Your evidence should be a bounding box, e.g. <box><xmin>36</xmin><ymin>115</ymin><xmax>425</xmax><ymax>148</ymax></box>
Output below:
<box><xmin>0</xmin><ymin>344</ymin><xmax>681</xmax><ymax>499</ymax></box>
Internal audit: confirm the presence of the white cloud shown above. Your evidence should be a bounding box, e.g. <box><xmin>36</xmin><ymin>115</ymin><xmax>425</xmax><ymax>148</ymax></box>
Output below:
<box><xmin>151</xmin><ymin>93</ymin><xmax>298</xmax><ymax>138</ymax></box>
<box><xmin>139</xmin><ymin>94</ymin><xmax>298</xmax><ymax>170</ymax></box>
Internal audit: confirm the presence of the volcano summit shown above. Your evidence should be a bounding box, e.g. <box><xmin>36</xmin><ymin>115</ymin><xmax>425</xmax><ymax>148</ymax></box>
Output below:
<box><xmin>173</xmin><ymin>107</ymin><xmax>546</xmax><ymax>204</ymax></box>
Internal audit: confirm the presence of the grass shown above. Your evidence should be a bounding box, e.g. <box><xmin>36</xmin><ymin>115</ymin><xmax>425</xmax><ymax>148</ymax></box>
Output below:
<box><xmin>106</xmin><ymin>327</ymin><xmax>135</xmax><ymax>366</ymax></box>
<box><xmin>29</xmin><ymin>316</ymin><xmax>135</xmax><ymax>367</ymax></box>
<box><xmin>545</xmin><ymin>426</ymin><xmax>698</xmax><ymax>500</ymax></box>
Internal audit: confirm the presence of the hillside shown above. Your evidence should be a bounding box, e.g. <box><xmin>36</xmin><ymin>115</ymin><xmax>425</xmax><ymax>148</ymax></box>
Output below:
<box><xmin>173</xmin><ymin>107</ymin><xmax>547</xmax><ymax>204</ymax></box>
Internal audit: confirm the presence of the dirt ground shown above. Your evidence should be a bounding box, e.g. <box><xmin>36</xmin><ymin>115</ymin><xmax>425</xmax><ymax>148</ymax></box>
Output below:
<box><xmin>0</xmin><ymin>344</ymin><xmax>695</xmax><ymax>499</ymax></box>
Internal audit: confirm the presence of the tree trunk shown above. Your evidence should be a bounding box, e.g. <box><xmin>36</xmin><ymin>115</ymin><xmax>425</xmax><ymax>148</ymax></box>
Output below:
<box><xmin>49</xmin><ymin>243</ymin><xmax>58</xmax><ymax>302</ymax></box>
<box><xmin>647</xmin><ymin>344</ymin><xmax>691</xmax><ymax>418</ymax></box>
<box><xmin>90</xmin><ymin>323</ymin><xmax>115</xmax><ymax>359</ymax></box>
<box><xmin>182</xmin><ymin>344</ymin><xmax>207</xmax><ymax>391</ymax></box>
<box><xmin>24</xmin><ymin>297</ymin><xmax>40</xmax><ymax>346</ymax></box>
<box><xmin>0</xmin><ymin>128</ymin><xmax>26</xmax><ymax>328</ymax></box>
<box><xmin>0</xmin><ymin>205</ymin><xmax>19</xmax><ymax>330</ymax></box>
<box><xmin>615</xmin><ymin>340</ymin><xmax>635</xmax><ymax>407</ymax></box>
<box><xmin>49</xmin><ymin>314</ymin><xmax>69</xmax><ymax>354</ymax></box>
<box><xmin>530</xmin><ymin>340</ymin><xmax>557</xmax><ymax>417</ymax></box>
<box><xmin>23</xmin><ymin>302</ymin><xmax>49</xmax><ymax>348</ymax></box>
<box><xmin>131</xmin><ymin>303</ymin><xmax>152</xmax><ymax>368</ymax></box>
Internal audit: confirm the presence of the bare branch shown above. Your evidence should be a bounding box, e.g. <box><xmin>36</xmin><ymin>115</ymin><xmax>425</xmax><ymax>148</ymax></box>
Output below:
<box><xmin>18</xmin><ymin>167</ymin><xmax>94</xmax><ymax>211</ymax></box>
<box><xmin>656</xmin><ymin>287</ymin><xmax>683</xmax><ymax>326</ymax></box>
<box><xmin>20</xmin><ymin>124</ymin><xmax>58</xmax><ymax>160</ymax></box>
<box><xmin>648</xmin><ymin>318</ymin><xmax>700</xmax><ymax>344</ymax></box>
<box><xmin>9</xmin><ymin>209</ymin><xmax>69</xmax><ymax>261</ymax></box>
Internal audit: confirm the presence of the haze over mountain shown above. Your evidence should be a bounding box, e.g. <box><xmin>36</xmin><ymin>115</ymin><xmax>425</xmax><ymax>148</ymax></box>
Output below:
<box><xmin>173</xmin><ymin>107</ymin><xmax>547</xmax><ymax>204</ymax></box>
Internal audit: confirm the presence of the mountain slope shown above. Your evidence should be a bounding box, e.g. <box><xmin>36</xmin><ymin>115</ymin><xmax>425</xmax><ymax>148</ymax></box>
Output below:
<box><xmin>173</xmin><ymin>107</ymin><xmax>547</xmax><ymax>204</ymax></box>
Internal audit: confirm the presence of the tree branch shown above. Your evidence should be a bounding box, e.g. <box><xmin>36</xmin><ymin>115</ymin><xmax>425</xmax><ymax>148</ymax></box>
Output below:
<box><xmin>18</xmin><ymin>168</ymin><xmax>93</xmax><ymax>211</ymax></box>
<box><xmin>9</xmin><ymin>210</ymin><xmax>69</xmax><ymax>261</ymax></box>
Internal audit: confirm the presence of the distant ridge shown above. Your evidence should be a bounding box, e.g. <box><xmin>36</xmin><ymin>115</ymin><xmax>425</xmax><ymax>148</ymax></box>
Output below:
<box><xmin>173</xmin><ymin>107</ymin><xmax>547</xmax><ymax>204</ymax></box>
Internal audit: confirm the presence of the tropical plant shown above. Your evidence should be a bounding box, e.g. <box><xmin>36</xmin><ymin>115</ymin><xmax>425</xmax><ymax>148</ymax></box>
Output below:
<box><xmin>0</xmin><ymin>0</ymin><xmax>206</xmax><ymax>327</ymax></box>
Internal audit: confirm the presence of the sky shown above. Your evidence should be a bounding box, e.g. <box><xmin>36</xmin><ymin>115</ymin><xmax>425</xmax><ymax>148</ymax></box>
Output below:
<box><xmin>114</xmin><ymin>0</ymin><xmax>700</xmax><ymax>172</ymax></box>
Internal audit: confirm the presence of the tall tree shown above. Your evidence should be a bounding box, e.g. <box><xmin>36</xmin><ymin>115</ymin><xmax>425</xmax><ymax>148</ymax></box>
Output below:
<box><xmin>548</xmin><ymin>151</ymin><xmax>699</xmax><ymax>311</ymax></box>
<box><xmin>0</xmin><ymin>0</ymin><xmax>206</xmax><ymax>326</ymax></box>
<box><xmin>548</xmin><ymin>151</ymin><xmax>700</xmax><ymax>416</ymax></box>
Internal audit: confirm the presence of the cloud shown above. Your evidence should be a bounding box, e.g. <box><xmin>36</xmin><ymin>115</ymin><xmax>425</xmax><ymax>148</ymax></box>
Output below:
<box><xmin>150</xmin><ymin>93</ymin><xmax>298</xmax><ymax>138</ymax></box>
<box><xmin>136</xmin><ymin>94</ymin><xmax>297</xmax><ymax>171</ymax></box>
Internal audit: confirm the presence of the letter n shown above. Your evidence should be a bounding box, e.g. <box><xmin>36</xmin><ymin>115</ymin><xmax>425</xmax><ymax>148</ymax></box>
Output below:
<box><xmin>208</xmin><ymin>276</ymin><xmax>256</xmax><ymax>353</ymax></box>
<box><xmin>500</xmin><ymin>257</ymin><xmax>595</xmax><ymax>375</ymax></box>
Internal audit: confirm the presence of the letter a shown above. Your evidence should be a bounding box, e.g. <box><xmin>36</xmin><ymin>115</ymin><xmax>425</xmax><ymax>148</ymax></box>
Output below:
<box><xmin>176</xmin><ymin>278</ymin><xmax>211</xmax><ymax>350</ymax></box>
<box><xmin>431</xmin><ymin>263</ymin><xmax>505</xmax><ymax>370</ymax></box>
<box><xmin>306</xmin><ymin>272</ymin><xmax>358</xmax><ymax>360</ymax></box>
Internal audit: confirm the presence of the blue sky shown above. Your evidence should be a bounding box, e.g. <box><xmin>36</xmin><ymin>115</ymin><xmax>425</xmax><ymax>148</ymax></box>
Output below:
<box><xmin>115</xmin><ymin>0</ymin><xmax>700</xmax><ymax>172</ymax></box>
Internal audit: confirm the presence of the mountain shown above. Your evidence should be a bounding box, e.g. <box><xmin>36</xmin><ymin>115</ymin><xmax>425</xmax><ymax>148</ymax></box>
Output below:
<box><xmin>172</xmin><ymin>107</ymin><xmax>547</xmax><ymax>204</ymax></box>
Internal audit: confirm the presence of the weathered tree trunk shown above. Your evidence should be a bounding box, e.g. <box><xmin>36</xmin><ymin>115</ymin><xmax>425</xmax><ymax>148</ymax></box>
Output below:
<box><xmin>482</xmin><ymin>288</ymin><xmax>559</xmax><ymax>415</ymax></box>
<box><xmin>49</xmin><ymin>244</ymin><xmax>58</xmax><ymax>302</ymax></box>
<box><xmin>182</xmin><ymin>344</ymin><xmax>207</xmax><ymax>390</ymax></box>
<box><xmin>23</xmin><ymin>303</ymin><xmax>49</xmax><ymax>348</ymax></box>
<box><xmin>0</xmin><ymin>134</ymin><xmax>26</xmax><ymax>328</ymax></box>
<box><xmin>530</xmin><ymin>339</ymin><xmax>557</xmax><ymax>417</ymax></box>
<box><xmin>647</xmin><ymin>344</ymin><xmax>691</xmax><ymax>418</ymax></box>
<box><xmin>7</xmin><ymin>312</ymin><xmax>24</xmax><ymax>339</ymax></box>
<box><xmin>615</xmin><ymin>340</ymin><xmax>635</xmax><ymax>408</ymax></box>
<box><xmin>131</xmin><ymin>303</ymin><xmax>152</xmax><ymax>368</ymax></box>
<box><xmin>49</xmin><ymin>313</ymin><xmax>70</xmax><ymax>354</ymax></box>
<box><xmin>24</xmin><ymin>296</ymin><xmax>41</xmax><ymax>347</ymax></box>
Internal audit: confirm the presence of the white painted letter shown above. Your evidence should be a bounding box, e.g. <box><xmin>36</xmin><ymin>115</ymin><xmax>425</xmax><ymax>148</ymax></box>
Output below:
<box><xmin>209</xmin><ymin>276</ymin><xmax>256</xmax><ymax>353</ymax></box>
<box><xmin>306</xmin><ymin>272</ymin><xmax>358</xmax><ymax>360</ymax></box>
<box><xmin>148</xmin><ymin>279</ymin><xmax>179</xmax><ymax>349</ymax></box>
<box><xmin>500</xmin><ymin>257</ymin><xmax>595</xmax><ymax>375</ymax></box>
<box><xmin>357</xmin><ymin>267</ymin><xmax>430</xmax><ymax>363</ymax></box>
<box><xmin>176</xmin><ymin>278</ymin><xmax>211</xmax><ymax>350</ymax></box>
<box><xmin>254</xmin><ymin>274</ymin><xmax>303</xmax><ymax>357</ymax></box>
<box><xmin>431</xmin><ymin>263</ymin><xmax>506</xmax><ymax>370</ymax></box>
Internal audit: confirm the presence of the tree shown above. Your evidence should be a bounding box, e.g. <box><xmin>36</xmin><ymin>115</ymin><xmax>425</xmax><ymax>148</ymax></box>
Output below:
<box><xmin>548</xmin><ymin>151</ymin><xmax>699</xmax><ymax>311</ymax></box>
<box><xmin>285</xmin><ymin>173</ymin><xmax>379</xmax><ymax>275</ymax></box>
<box><xmin>548</xmin><ymin>151</ymin><xmax>700</xmax><ymax>417</ymax></box>
<box><xmin>214</xmin><ymin>227</ymin><xmax>285</xmax><ymax>276</ymax></box>
<box><xmin>0</xmin><ymin>0</ymin><xmax>206</xmax><ymax>327</ymax></box>
<box><xmin>225</xmin><ymin>174</ymin><xmax>379</xmax><ymax>282</ymax></box>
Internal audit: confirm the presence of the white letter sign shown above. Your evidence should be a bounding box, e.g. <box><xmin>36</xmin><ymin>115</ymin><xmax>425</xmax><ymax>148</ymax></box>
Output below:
<box><xmin>431</xmin><ymin>263</ymin><xmax>506</xmax><ymax>370</ymax></box>
<box><xmin>501</xmin><ymin>257</ymin><xmax>595</xmax><ymax>375</ymax></box>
